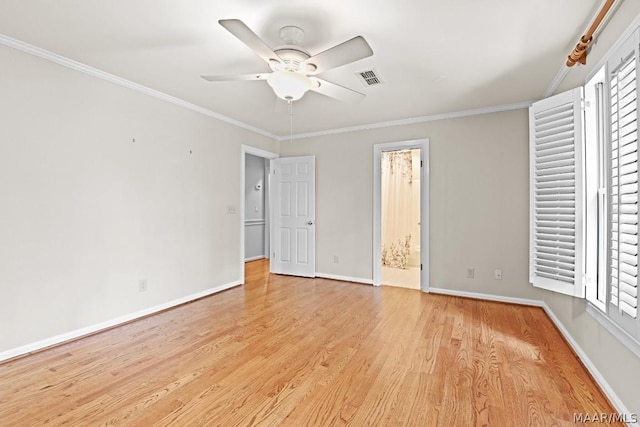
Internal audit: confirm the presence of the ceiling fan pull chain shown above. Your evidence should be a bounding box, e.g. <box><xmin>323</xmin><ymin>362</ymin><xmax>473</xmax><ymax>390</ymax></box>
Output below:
<box><xmin>289</xmin><ymin>100</ymin><xmax>293</xmax><ymax>143</ymax></box>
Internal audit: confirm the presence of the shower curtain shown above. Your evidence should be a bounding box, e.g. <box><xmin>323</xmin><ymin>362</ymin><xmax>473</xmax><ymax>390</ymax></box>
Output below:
<box><xmin>381</xmin><ymin>150</ymin><xmax>414</xmax><ymax>269</ymax></box>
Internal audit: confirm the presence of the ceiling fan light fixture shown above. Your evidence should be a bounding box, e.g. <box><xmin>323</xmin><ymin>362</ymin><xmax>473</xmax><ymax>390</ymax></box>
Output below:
<box><xmin>267</xmin><ymin>70</ymin><xmax>311</xmax><ymax>101</ymax></box>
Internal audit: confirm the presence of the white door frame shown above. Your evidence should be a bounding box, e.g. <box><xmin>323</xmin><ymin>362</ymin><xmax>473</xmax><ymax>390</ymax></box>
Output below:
<box><xmin>373</xmin><ymin>139</ymin><xmax>430</xmax><ymax>291</ymax></box>
<box><xmin>240</xmin><ymin>145</ymin><xmax>279</xmax><ymax>284</ymax></box>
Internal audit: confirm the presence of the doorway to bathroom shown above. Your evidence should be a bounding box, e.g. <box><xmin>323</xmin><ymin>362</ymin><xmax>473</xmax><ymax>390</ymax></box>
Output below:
<box><xmin>373</xmin><ymin>139</ymin><xmax>429</xmax><ymax>291</ymax></box>
<box><xmin>381</xmin><ymin>148</ymin><xmax>421</xmax><ymax>289</ymax></box>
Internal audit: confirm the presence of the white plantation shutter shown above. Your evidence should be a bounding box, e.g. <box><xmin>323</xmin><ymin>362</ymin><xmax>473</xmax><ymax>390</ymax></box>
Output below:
<box><xmin>529</xmin><ymin>87</ymin><xmax>586</xmax><ymax>297</ymax></box>
<box><xmin>608</xmin><ymin>31</ymin><xmax>640</xmax><ymax>328</ymax></box>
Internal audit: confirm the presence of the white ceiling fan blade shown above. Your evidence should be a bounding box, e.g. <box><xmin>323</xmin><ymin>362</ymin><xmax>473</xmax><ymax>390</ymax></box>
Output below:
<box><xmin>302</xmin><ymin>36</ymin><xmax>373</xmax><ymax>74</ymax></box>
<box><xmin>201</xmin><ymin>73</ymin><xmax>268</xmax><ymax>82</ymax></box>
<box><xmin>309</xmin><ymin>77</ymin><xmax>366</xmax><ymax>103</ymax></box>
<box><xmin>219</xmin><ymin>19</ymin><xmax>281</xmax><ymax>65</ymax></box>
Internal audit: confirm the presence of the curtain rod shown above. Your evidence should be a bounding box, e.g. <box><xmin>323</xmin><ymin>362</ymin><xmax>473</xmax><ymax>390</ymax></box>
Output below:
<box><xmin>566</xmin><ymin>0</ymin><xmax>617</xmax><ymax>67</ymax></box>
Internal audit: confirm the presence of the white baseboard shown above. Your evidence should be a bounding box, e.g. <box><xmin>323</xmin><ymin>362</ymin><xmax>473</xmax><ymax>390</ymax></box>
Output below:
<box><xmin>540</xmin><ymin>303</ymin><xmax>638</xmax><ymax>427</ymax></box>
<box><xmin>429</xmin><ymin>287</ymin><xmax>543</xmax><ymax>307</ymax></box>
<box><xmin>0</xmin><ymin>280</ymin><xmax>242</xmax><ymax>363</ymax></box>
<box><xmin>315</xmin><ymin>272</ymin><xmax>373</xmax><ymax>285</ymax></box>
<box><xmin>1</xmin><ymin>280</ymin><xmax>635</xmax><ymax>425</ymax></box>
<box><xmin>429</xmin><ymin>286</ymin><xmax>635</xmax><ymax>425</ymax></box>
<box><xmin>245</xmin><ymin>255</ymin><xmax>265</xmax><ymax>262</ymax></box>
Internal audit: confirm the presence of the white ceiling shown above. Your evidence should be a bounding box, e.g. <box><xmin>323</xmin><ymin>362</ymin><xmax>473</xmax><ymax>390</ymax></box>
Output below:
<box><xmin>0</xmin><ymin>0</ymin><xmax>601</xmax><ymax>137</ymax></box>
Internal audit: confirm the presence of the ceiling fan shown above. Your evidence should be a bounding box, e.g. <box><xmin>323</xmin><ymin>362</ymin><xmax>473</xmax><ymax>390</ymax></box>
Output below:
<box><xmin>201</xmin><ymin>19</ymin><xmax>374</xmax><ymax>103</ymax></box>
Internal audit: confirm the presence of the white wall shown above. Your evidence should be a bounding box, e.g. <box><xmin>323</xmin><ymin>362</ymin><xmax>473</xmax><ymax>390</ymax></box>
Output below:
<box><xmin>279</xmin><ymin>109</ymin><xmax>541</xmax><ymax>301</ymax></box>
<box><xmin>244</xmin><ymin>153</ymin><xmax>266</xmax><ymax>259</ymax></box>
<box><xmin>0</xmin><ymin>44</ymin><xmax>277</xmax><ymax>354</ymax></box>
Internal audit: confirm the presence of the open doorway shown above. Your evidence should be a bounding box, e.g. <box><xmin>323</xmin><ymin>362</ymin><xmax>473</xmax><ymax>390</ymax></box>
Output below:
<box><xmin>240</xmin><ymin>145</ymin><xmax>279</xmax><ymax>284</ymax></box>
<box><xmin>244</xmin><ymin>153</ymin><xmax>269</xmax><ymax>262</ymax></box>
<box><xmin>373</xmin><ymin>139</ymin><xmax>429</xmax><ymax>291</ymax></box>
<box><xmin>380</xmin><ymin>148</ymin><xmax>421</xmax><ymax>289</ymax></box>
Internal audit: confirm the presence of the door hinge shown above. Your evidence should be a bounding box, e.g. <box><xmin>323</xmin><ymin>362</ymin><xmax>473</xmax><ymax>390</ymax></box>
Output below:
<box><xmin>420</xmin><ymin>263</ymin><xmax>423</xmax><ymax>271</ymax></box>
<box><xmin>272</xmin><ymin>252</ymin><xmax>276</xmax><ymax>259</ymax></box>
<box><xmin>420</xmin><ymin>160</ymin><xmax>423</xmax><ymax>167</ymax></box>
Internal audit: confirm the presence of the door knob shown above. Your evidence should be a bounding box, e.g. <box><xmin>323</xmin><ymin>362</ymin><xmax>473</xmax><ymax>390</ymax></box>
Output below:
<box><xmin>307</xmin><ymin>220</ymin><xmax>314</xmax><ymax>225</ymax></box>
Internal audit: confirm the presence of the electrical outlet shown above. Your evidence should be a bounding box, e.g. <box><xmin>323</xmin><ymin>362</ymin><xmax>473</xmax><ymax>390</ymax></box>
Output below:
<box><xmin>334</xmin><ymin>255</ymin><xmax>340</xmax><ymax>264</ymax></box>
<box><xmin>495</xmin><ymin>269</ymin><xmax>503</xmax><ymax>280</ymax></box>
<box><xmin>466</xmin><ymin>268</ymin><xmax>475</xmax><ymax>279</ymax></box>
<box><xmin>138</xmin><ymin>279</ymin><xmax>148</xmax><ymax>292</ymax></box>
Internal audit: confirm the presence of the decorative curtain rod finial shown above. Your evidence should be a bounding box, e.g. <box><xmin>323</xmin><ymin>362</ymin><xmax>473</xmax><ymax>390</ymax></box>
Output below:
<box><xmin>567</xmin><ymin>36</ymin><xmax>593</xmax><ymax>67</ymax></box>
<box><xmin>565</xmin><ymin>0</ymin><xmax>616</xmax><ymax>67</ymax></box>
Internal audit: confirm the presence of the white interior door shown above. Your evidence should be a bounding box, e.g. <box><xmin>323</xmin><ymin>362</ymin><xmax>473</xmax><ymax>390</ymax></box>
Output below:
<box><xmin>271</xmin><ymin>156</ymin><xmax>316</xmax><ymax>277</ymax></box>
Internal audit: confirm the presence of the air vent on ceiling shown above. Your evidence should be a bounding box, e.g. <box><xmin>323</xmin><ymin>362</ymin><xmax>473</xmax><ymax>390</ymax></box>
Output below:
<box><xmin>356</xmin><ymin>69</ymin><xmax>383</xmax><ymax>87</ymax></box>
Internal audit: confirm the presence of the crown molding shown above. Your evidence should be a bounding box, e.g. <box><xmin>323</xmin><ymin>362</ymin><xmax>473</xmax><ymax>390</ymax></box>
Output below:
<box><xmin>0</xmin><ymin>34</ymin><xmax>279</xmax><ymax>140</ymax></box>
<box><xmin>1</xmin><ymin>33</ymin><xmax>533</xmax><ymax>143</ymax></box>
<box><xmin>279</xmin><ymin>101</ymin><xmax>532</xmax><ymax>141</ymax></box>
<box><xmin>544</xmin><ymin>66</ymin><xmax>570</xmax><ymax>98</ymax></box>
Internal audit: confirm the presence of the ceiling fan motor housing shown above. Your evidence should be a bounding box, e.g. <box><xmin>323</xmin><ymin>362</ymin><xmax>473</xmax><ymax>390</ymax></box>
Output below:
<box><xmin>271</xmin><ymin>47</ymin><xmax>312</xmax><ymax>73</ymax></box>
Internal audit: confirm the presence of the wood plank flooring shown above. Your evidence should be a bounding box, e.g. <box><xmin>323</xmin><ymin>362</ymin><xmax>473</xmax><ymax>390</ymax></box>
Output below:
<box><xmin>0</xmin><ymin>259</ymin><xmax>622</xmax><ymax>426</ymax></box>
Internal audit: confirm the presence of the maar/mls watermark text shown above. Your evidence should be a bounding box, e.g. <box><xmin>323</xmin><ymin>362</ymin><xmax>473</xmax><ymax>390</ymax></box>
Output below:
<box><xmin>573</xmin><ymin>412</ymin><xmax>638</xmax><ymax>423</ymax></box>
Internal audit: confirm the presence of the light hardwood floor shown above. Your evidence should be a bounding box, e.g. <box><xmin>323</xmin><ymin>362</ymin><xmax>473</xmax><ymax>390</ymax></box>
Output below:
<box><xmin>0</xmin><ymin>259</ymin><xmax>622</xmax><ymax>426</ymax></box>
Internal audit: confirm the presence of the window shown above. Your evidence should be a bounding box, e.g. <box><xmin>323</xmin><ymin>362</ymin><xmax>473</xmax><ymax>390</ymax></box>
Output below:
<box><xmin>585</xmin><ymin>67</ymin><xmax>607</xmax><ymax>311</ymax></box>
<box><xmin>530</xmin><ymin>28</ymin><xmax>640</xmax><ymax>345</ymax></box>
<box><xmin>606</xmin><ymin>31</ymin><xmax>640</xmax><ymax>339</ymax></box>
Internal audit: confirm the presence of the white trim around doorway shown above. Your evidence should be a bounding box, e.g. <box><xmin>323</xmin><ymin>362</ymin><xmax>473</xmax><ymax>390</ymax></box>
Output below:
<box><xmin>373</xmin><ymin>139</ymin><xmax>430</xmax><ymax>291</ymax></box>
<box><xmin>240</xmin><ymin>145</ymin><xmax>279</xmax><ymax>284</ymax></box>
